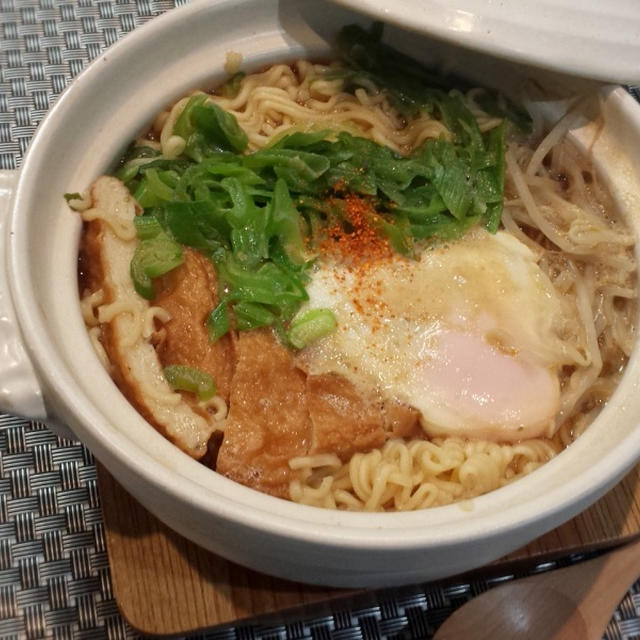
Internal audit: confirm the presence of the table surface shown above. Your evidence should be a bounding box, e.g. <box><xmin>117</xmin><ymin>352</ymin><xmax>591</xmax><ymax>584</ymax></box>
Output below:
<box><xmin>1</xmin><ymin>2</ymin><xmax>640</xmax><ymax>638</ymax></box>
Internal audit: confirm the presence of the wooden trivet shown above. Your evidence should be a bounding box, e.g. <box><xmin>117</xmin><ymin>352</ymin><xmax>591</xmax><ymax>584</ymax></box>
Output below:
<box><xmin>98</xmin><ymin>463</ymin><xmax>640</xmax><ymax>635</ymax></box>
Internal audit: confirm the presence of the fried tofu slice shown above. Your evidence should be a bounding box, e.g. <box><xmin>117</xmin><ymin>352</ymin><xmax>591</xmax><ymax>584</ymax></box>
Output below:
<box><xmin>216</xmin><ymin>329</ymin><xmax>311</xmax><ymax>498</ymax></box>
<box><xmin>306</xmin><ymin>373</ymin><xmax>386</xmax><ymax>461</ymax></box>
<box><xmin>153</xmin><ymin>248</ymin><xmax>235</xmax><ymax>401</ymax></box>
<box><xmin>79</xmin><ymin>176</ymin><xmax>218</xmax><ymax>459</ymax></box>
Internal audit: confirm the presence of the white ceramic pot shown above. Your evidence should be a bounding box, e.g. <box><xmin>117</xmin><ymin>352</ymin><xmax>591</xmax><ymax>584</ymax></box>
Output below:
<box><xmin>2</xmin><ymin>0</ymin><xmax>640</xmax><ymax>588</ymax></box>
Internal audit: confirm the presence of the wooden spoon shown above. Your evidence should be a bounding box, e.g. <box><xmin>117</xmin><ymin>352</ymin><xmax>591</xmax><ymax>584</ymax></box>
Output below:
<box><xmin>433</xmin><ymin>536</ymin><xmax>640</xmax><ymax>640</ymax></box>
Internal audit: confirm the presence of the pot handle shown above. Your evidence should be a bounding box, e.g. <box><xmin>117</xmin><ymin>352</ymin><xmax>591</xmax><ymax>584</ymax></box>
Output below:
<box><xmin>0</xmin><ymin>170</ymin><xmax>48</xmax><ymax>420</ymax></box>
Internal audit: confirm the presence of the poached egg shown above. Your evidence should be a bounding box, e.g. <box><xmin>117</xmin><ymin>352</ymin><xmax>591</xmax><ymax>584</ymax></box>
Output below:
<box><xmin>296</xmin><ymin>229</ymin><xmax>579</xmax><ymax>442</ymax></box>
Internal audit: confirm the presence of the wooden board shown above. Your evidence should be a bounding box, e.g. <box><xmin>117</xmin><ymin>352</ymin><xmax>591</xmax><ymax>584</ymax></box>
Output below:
<box><xmin>98</xmin><ymin>463</ymin><xmax>640</xmax><ymax>636</ymax></box>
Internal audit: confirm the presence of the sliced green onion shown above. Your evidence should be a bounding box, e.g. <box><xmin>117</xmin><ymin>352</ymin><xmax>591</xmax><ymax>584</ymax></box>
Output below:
<box><xmin>268</xmin><ymin>179</ymin><xmax>306</xmax><ymax>264</ymax></box>
<box><xmin>132</xmin><ymin>180</ymin><xmax>160</xmax><ymax>209</ymax></box>
<box><xmin>207</xmin><ymin>302</ymin><xmax>230</xmax><ymax>342</ymax></box>
<box><xmin>130</xmin><ymin>232</ymin><xmax>184</xmax><ymax>299</ymax></box>
<box><xmin>372</xmin><ymin>216</ymin><xmax>413</xmax><ymax>256</ymax></box>
<box><xmin>134</xmin><ymin>216</ymin><xmax>163</xmax><ymax>240</ymax></box>
<box><xmin>130</xmin><ymin>254</ymin><xmax>154</xmax><ymax>299</ymax></box>
<box><xmin>287</xmin><ymin>308</ymin><xmax>337</xmax><ymax>349</ymax></box>
<box><xmin>192</xmin><ymin>102</ymin><xmax>248</xmax><ymax>153</ymax></box>
<box><xmin>144</xmin><ymin>168</ymin><xmax>175</xmax><ymax>202</ymax></box>
<box><xmin>114</xmin><ymin>163</ymin><xmax>139</xmax><ymax>183</ymax></box>
<box><xmin>175</xmin><ymin>94</ymin><xmax>249</xmax><ymax>157</ymax></box>
<box><xmin>233</xmin><ymin>300</ymin><xmax>276</xmax><ymax>331</ymax></box>
<box><xmin>164</xmin><ymin>364</ymin><xmax>216</xmax><ymax>401</ymax></box>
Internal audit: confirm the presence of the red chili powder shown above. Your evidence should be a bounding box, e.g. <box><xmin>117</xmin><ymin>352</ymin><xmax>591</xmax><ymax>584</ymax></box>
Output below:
<box><xmin>319</xmin><ymin>191</ymin><xmax>394</xmax><ymax>334</ymax></box>
<box><xmin>322</xmin><ymin>192</ymin><xmax>393</xmax><ymax>268</ymax></box>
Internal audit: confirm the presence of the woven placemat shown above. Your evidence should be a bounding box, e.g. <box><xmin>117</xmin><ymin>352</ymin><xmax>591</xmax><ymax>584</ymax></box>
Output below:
<box><xmin>1</xmin><ymin>2</ymin><xmax>640</xmax><ymax>638</ymax></box>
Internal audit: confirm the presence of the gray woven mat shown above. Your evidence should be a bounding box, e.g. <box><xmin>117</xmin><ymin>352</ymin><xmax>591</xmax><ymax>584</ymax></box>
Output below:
<box><xmin>1</xmin><ymin>2</ymin><xmax>640</xmax><ymax>638</ymax></box>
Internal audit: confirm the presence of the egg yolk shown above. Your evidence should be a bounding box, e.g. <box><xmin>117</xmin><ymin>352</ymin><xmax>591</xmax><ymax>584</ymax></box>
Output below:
<box><xmin>410</xmin><ymin>329</ymin><xmax>559</xmax><ymax>441</ymax></box>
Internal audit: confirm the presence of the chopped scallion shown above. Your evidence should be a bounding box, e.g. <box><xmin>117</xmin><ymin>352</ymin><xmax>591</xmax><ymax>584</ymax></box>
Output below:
<box><xmin>164</xmin><ymin>364</ymin><xmax>216</xmax><ymax>401</ymax></box>
<box><xmin>130</xmin><ymin>231</ymin><xmax>184</xmax><ymax>299</ymax></box>
<box><xmin>207</xmin><ymin>302</ymin><xmax>231</xmax><ymax>343</ymax></box>
<box><xmin>287</xmin><ymin>309</ymin><xmax>337</xmax><ymax>349</ymax></box>
<box><xmin>133</xmin><ymin>215</ymin><xmax>163</xmax><ymax>240</ymax></box>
